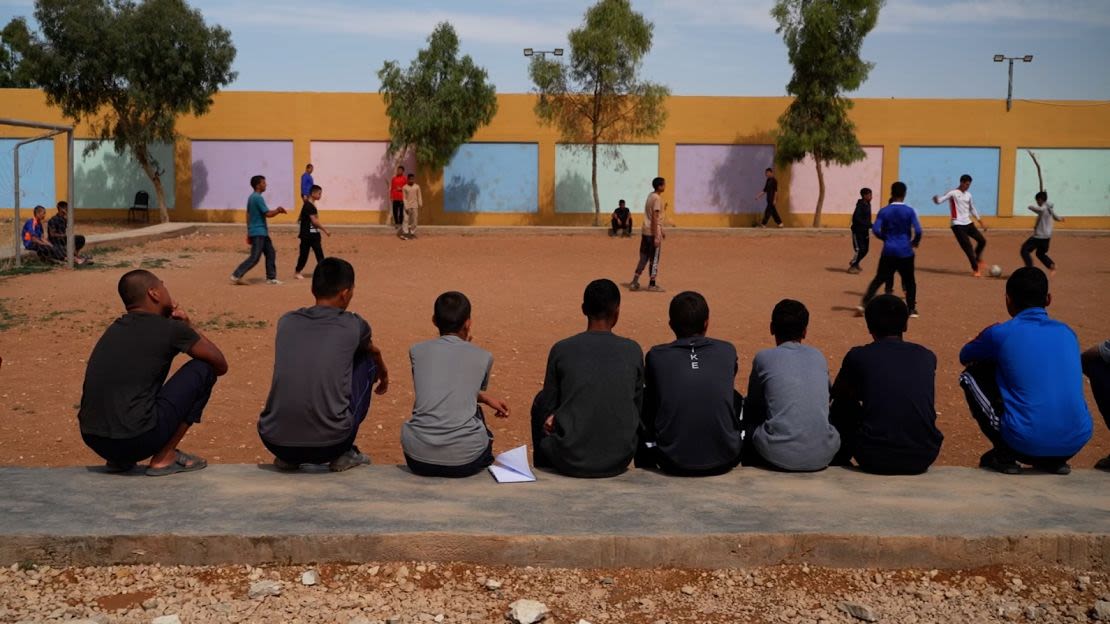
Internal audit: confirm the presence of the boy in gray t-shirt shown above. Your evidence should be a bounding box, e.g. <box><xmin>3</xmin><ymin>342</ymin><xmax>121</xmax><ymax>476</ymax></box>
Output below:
<box><xmin>402</xmin><ymin>291</ymin><xmax>510</xmax><ymax>477</ymax></box>
<box><xmin>744</xmin><ymin>299</ymin><xmax>840</xmax><ymax>471</ymax></box>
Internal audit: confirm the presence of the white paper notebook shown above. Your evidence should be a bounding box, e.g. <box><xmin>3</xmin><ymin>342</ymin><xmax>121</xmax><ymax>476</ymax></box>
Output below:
<box><xmin>488</xmin><ymin>445</ymin><xmax>537</xmax><ymax>483</ymax></box>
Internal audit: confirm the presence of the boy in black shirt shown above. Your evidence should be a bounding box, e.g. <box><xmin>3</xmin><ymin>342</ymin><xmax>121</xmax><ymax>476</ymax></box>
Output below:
<box><xmin>636</xmin><ymin>291</ymin><xmax>742</xmax><ymax>475</ymax></box>
<box><xmin>531</xmin><ymin>279</ymin><xmax>644</xmax><ymax>477</ymax></box>
<box><xmin>755</xmin><ymin>168</ymin><xmax>783</xmax><ymax>228</ymax></box>
<box><xmin>610</xmin><ymin>199</ymin><xmax>632</xmax><ymax>237</ymax></box>
<box><xmin>830</xmin><ymin>294</ymin><xmax>943</xmax><ymax>474</ymax></box>
<box><xmin>295</xmin><ymin>184</ymin><xmax>331</xmax><ymax>279</ymax></box>
<box><xmin>848</xmin><ymin>188</ymin><xmax>872</xmax><ymax>273</ymax></box>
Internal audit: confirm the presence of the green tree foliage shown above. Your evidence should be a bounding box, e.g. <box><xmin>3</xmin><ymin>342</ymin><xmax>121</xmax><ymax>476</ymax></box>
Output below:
<box><xmin>0</xmin><ymin>18</ymin><xmax>36</xmax><ymax>88</ymax></box>
<box><xmin>772</xmin><ymin>0</ymin><xmax>882</xmax><ymax>227</ymax></box>
<box><xmin>530</xmin><ymin>0</ymin><xmax>669</xmax><ymax>225</ymax></box>
<box><xmin>7</xmin><ymin>0</ymin><xmax>236</xmax><ymax>222</ymax></box>
<box><xmin>378</xmin><ymin>23</ymin><xmax>498</xmax><ymax>171</ymax></box>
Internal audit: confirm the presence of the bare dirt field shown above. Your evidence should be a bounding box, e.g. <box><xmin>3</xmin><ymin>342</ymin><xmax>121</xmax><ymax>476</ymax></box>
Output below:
<box><xmin>0</xmin><ymin>228</ymin><xmax>1107</xmax><ymax>468</ymax></box>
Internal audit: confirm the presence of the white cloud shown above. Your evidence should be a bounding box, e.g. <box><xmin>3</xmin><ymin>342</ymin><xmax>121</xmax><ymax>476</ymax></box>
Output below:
<box><xmin>204</xmin><ymin>1</ymin><xmax>576</xmax><ymax>47</ymax></box>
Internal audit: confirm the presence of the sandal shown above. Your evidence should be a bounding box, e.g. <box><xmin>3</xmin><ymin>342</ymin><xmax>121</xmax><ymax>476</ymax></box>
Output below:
<box><xmin>146</xmin><ymin>450</ymin><xmax>208</xmax><ymax>477</ymax></box>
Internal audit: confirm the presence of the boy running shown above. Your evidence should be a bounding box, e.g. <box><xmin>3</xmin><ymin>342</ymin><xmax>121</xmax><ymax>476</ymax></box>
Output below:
<box><xmin>933</xmin><ymin>174</ymin><xmax>989</xmax><ymax>277</ymax></box>
<box><xmin>1021</xmin><ymin>191</ymin><xmax>1064</xmax><ymax>273</ymax></box>
<box><xmin>295</xmin><ymin>184</ymin><xmax>330</xmax><ymax>279</ymax></box>
<box><xmin>630</xmin><ymin>177</ymin><xmax>666</xmax><ymax>292</ymax></box>
<box><xmin>848</xmin><ymin>188</ymin><xmax>873</xmax><ymax>274</ymax></box>
<box><xmin>860</xmin><ymin>181</ymin><xmax>922</xmax><ymax>318</ymax></box>
<box><xmin>230</xmin><ymin>175</ymin><xmax>287</xmax><ymax>285</ymax></box>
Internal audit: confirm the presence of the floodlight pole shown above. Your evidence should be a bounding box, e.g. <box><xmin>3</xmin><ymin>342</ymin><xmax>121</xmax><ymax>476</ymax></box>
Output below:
<box><xmin>993</xmin><ymin>55</ymin><xmax>1033</xmax><ymax>112</ymax></box>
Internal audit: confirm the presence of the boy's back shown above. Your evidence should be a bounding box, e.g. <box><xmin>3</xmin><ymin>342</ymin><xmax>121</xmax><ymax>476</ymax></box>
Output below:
<box><xmin>402</xmin><ymin>336</ymin><xmax>493</xmax><ymax>465</ymax></box>
<box><xmin>539</xmin><ymin>331</ymin><xmax>643</xmax><ymax>477</ymax></box>
<box><xmin>874</xmin><ymin>202</ymin><xmax>921</xmax><ymax>257</ymax></box>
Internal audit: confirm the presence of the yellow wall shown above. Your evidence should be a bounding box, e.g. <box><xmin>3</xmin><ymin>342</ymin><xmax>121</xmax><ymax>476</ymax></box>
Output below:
<box><xmin>3</xmin><ymin>88</ymin><xmax>1109</xmax><ymax>228</ymax></box>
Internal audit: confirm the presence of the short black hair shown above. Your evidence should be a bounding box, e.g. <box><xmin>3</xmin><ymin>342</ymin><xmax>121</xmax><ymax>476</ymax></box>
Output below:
<box><xmin>669</xmin><ymin>291</ymin><xmax>709</xmax><ymax>339</ymax></box>
<box><xmin>250</xmin><ymin>175</ymin><xmax>265</xmax><ymax>190</ymax></box>
<box><xmin>305</xmin><ymin>163</ymin><xmax>313</xmax><ymax>169</ymax></box>
<box><xmin>311</xmin><ymin>257</ymin><xmax>355</xmax><ymax>299</ymax></box>
<box><xmin>407</xmin><ymin>173</ymin><xmax>415</xmax><ymax>179</ymax></box>
<box><xmin>56</xmin><ymin>200</ymin><xmax>68</xmax><ymax>209</ymax></box>
<box><xmin>33</xmin><ymin>204</ymin><xmax>45</xmax><ymax>215</ymax></box>
<box><xmin>618</xmin><ymin>199</ymin><xmax>625</xmax><ymax>205</ymax></box>
<box><xmin>960</xmin><ymin>174</ymin><xmax>973</xmax><ymax>183</ymax></box>
<box><xmin>765</xmin><ymin>168</ymin><xmax>773</xmax><ymax>173</ymax></box>
<box><xmin>118</xmin><ymin>269</ymin><xmax>159</xmax><ymax>308</ymax></box>
<box><xmin>860</xmin><ymin>188</ymin><xmax>872</xmax><ymax>198</ymax></box>
<box><xmin>652</xmin><ymin>177</ymin><xmax>665</xmax><ymax>191</ymax></box>
<box><xmin>890</xmin><ymin>181</ymin><xmax>907</xmax><ymax>200</ymax></box>
<box><xmin>1006</xmin><ymin>267</ymin><xmax>1049</xmax><ymax>311</ymax></box>
<box><xmin>434</xmin><ymin>291</ymin><xmax>472</xmax><ymax>334</ymax></box>
<box><xmin>397</xmin><ymin>165</ymin><xmax>406</xmax><ymax>172</ymax></box>
<box><xmin>310</xmin><ymin>184</ymin><xmax>322</xmax><ymax>193</ymax></box>
<box><xmin>1035</xmin><ymin>191</ymin><xmax>1048</xmax><ymax>202</ymax></box>
<box><xmin>771</xmin><ymin>299</ymin><xmax>808</xmax><ymax>342</ymax></box>
<box><xmin>582</xmin><ymin>279</ymin><xmax>620</xmax><ymax>321</ymax></box>
<box><xmin>865</xmin><ymin>294</ymin><xmax>909</xmax><ymax>338</ymax></box>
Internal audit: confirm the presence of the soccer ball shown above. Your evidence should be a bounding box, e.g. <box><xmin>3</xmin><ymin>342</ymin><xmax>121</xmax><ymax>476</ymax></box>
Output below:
<box><xmin>988</xmin><ymin>265</ymin><xmax>1003</xmax><ymax>278</ymax></box>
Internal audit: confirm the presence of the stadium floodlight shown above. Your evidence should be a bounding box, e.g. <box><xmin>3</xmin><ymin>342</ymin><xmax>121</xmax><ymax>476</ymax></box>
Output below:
<box><xmin>992</xmin><ymin>55</ymin><xmax>1034</xmax><ymax>112</ymax></box>
<box><xmin>554</xmin><ymin>48</ymin><xmax>564</xmax><ymax>56</ymax></box>
<box><xmin>523</xmin><ymin>48</ymin><xmax>534</xmax><ymax>57</ymax></box>
<box><xmin>993</xmin><ymin>54</ymin><xmax>1005</xmax><ymax>62</ymax></box>
<box><xmin>524</xmin><ymin>48</ymin><xmax>564</xmax><ymax>60</ymax></box>
<box><xmin>1023</xmin><ymin>55</ymin><xmax>1034</xmax><ymax>62</ymax></box>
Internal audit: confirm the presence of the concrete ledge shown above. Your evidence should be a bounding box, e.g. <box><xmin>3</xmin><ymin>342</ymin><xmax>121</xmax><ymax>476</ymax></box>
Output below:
<box><xmin>2</xmin><ymin>465</ymin><xmax>1107</xmax><ymax>570</ymax></box>
<box><xmin>0</xmin><ymin>223</ymin><xmax>197</xmax><ymax>261</ymax></box>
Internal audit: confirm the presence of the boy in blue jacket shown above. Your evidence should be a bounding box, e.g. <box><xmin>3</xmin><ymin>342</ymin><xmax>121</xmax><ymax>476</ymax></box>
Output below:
<box><xmin>859</xmin><ymin>181</ymin><xmax>922</xmax><ymax>318</ymax></box>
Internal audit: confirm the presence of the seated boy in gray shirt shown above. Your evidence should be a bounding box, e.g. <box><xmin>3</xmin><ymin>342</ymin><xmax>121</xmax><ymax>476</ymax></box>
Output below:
<box><xmin>744</xmin><ymin>299</ymin><xmax>840</xmax><ymax>471</ymax></box>
<box><xmin>636</xmin><ymin>291</ymin><xmax>743</xmax><ymax>475</ymax></box>
<box><xmin>402</xmin><ymin>291</ymin><xmax>510</xmax><ymax>478</ymax></box>
<box><xmin>531</xmin><ymin>279</ymin><xmax>644</xmax><ymax>478</ymax></box>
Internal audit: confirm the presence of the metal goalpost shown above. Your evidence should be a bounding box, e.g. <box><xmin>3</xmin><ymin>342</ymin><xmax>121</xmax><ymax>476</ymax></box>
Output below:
<box><xmin>1</xmin><ymin>118</ymin><xmax>75</xmax><ymax>269</ymax></box>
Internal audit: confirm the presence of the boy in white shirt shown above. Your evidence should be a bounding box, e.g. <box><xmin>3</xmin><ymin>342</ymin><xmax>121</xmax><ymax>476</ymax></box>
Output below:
<box><xmin>933</xmin><ymin>174</ymin><xmax>989</xmax><ymax>277</ymax></box>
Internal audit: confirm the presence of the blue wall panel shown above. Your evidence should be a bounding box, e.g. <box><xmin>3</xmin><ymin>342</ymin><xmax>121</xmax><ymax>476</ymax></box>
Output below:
<box><xmin>898</xmin><ymin>147</ymin><xmax>999</xmax><ymax>217</ymax></box>
<box><xmin>0</xmin><ymin>138</ymin><xmax>56</xmax><ymax>210</ymax></box>
<box><xmin>444</xmin><ymin>143</ymin><xmax>538</xmax><ymax>213</ymax></box>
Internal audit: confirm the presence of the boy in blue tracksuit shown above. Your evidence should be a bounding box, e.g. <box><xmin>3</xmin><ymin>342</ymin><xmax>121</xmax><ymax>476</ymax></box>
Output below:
<box><xmin>859</xmin><ymin>181</ymin><xmax>922</xmax><ymax>318</ymax></box>
<box><xmin>959</xmin><ymin>267</ymin><xmax>1092</xmax><ymax>475</ymax></box>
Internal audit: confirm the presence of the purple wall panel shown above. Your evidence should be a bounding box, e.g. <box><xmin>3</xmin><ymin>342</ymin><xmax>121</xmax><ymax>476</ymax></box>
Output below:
<box><xmin>192</xmin><ymin>140</ymin><xmax>294</xmax><ymax>211</ymax></box>
<box><xmin>675</xmin><ymin>144</ymin><xmax>775</xmax><ymax>214</ymax></box>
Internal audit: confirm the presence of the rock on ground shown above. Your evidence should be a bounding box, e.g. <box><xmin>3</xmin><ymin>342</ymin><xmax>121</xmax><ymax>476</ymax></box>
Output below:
<box><xmin>507</xmin><ymin>599</ymin><xmax>549</xmax><ymax>623</ymax></box>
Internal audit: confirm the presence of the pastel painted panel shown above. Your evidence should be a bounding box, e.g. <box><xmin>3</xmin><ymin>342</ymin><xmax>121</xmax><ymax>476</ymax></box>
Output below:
<box><xmin>1014</xmin><ymin>148</ymin><xmax>1110</xmax><ymax>217</ymax></box>
<box><xmin>0</xmin><ymin>138</ymin><xmax>55</xmax><ymax>210</ymax></box>
<box><xmin>898</xmin><ymin>147</ymin><xmax>1000</xmax><ymax>217</ymax></box>
<box><xmin>674</xmin><ymin>144</ymin><xmax>774</xmax><ymax>214</ymax></box>
<box><xmin>556</xmin><ymin>144</ymin><xmax>659</xmax><ymax>214</ymax></box>
<box><xmin>74</xmin><ymin>141</ymin><xmax>175</xmax><ymax>209</ymax></box>
<box><xmin>192</xmin><ymin>140</ymin><xmax>294</xmax><ymax>211</ymax></box>
<box><xmin>308</xmin><ymin>141</ymin><xmax>416</xmax><ymax>211</ymax></box>
<box><xmin>444</xmin><ymin>143</ymin><xmax>538</xmax><ymax>213</ymax></box>
<box><xmin>789</xmin><ymin>147</ymin><xmax>883</xmax><ymax>214</ymax></box>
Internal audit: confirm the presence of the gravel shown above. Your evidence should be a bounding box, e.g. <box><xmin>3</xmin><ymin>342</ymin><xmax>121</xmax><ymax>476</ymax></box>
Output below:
<box><xmin>0</xmin><ymin>561</ymin><xmax>1106</xmax><ymax>623</ymax></box>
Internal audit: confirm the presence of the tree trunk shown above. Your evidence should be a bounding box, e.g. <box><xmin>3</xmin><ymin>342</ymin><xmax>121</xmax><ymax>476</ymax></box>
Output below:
<box><xmin>135</xmin><ymin>147</ymin><xmax>170</xmax><ymax>223</ymax></box>
<box><xmin>590</xmin><ymin>141</ymin><xmax>601</xmax><ymax>227</ymax></box>
<box><xmin>813</xmin><ymin>158</ymin><xmax>825</xmax><ymax>228</ymax></box>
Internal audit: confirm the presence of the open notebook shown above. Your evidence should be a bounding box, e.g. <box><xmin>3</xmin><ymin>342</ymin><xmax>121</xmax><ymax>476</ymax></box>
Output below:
<box><xmin>488</xmin><ymin>445</ymin><xmax>537</xmax><ymax>483</ymax></box>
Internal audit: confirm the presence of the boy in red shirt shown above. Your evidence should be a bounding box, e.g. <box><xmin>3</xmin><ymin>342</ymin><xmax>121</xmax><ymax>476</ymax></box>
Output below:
<box><xmin>390</xmin><ymin>166</ymin><xmax>407</xmax><ymax>230</ymax></box>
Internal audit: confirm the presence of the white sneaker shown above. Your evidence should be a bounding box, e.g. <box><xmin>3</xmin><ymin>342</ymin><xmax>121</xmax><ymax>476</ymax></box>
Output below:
<box><xmin>294</xmin><ymin>273</ymin><xmax>305</xmax><ymax>280</ymax></box>
<box><xmin>229</xmin><ymin>275</ymin><xmax>242</xmax><ymax>285</ymax></box>
<box><xmin>266</xmin><ymin>279</ymin><xmax>283</xmax><ymax>285</ymax></box>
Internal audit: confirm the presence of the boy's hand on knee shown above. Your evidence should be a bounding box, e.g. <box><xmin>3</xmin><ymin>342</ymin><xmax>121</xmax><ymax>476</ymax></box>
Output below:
<box><xmin>543</xmin><ymin>414</ymin><xmax>555</xmax><ymax>434</ymax></box>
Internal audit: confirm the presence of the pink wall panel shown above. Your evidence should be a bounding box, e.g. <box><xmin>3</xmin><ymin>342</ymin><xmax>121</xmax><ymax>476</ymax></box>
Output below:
<box><xmin>308</xmin><ymin>141</ymin><xmax>416</xmax><ymax>211</ymax></box>
<box><xmin>788</xmin><ymin>147</ymin><xmax>884</xmax><ymax>214</ymax></box>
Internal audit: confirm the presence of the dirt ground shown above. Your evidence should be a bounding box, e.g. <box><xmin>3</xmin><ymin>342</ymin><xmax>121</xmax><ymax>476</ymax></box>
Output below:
<box><xmin>0</xmin><ymin>227</ymin><xmax>1107</xmax><ymax>468</ymax></box>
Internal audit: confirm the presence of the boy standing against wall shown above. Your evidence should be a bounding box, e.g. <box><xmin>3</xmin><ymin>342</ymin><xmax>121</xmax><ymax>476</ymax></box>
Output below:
<box><xmin>390</xmin><ymin>165</ymin><xmax>407</xmax><ymax>230</ymax></box>
<box><xmin>401</xmin><ymin>173</ymin><xmax>422</xmax><ymax>240</ymax></box>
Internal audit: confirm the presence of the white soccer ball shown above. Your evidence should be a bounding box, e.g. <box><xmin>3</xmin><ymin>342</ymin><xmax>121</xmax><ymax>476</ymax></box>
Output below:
<box><xmin>988</xmin><ymin>265</ymin><xmax>1003</xmax><ymax>278</ymax></box>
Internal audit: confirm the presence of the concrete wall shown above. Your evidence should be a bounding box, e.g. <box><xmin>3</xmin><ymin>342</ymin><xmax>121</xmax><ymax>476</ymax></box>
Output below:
<box><xmin>73</xmin><ymin>141</ymin><xmax>176</xmax><ymax>210</ymax></box>
<box><xmin>556</xmin><ymin>144</ymin><xmax>659</xmax><ymax>215</ymax></box>
<box><xmin>1014</xmin><ymin>148</ymin><xmax>1110</xmax><ymax>217</ymax></box>
<box><xmin>0</xmin><ymin>137</ymin><xmax>54</xmax><ymax>210</ymax></box>
<box><xmin>3</xmin><ymin>89</ymin><xmax>1110</xmax><ymax>228</ymax></box>
<box><xmin>191</xmin><ymin>140</ymin><xmax>294</xmax><ymax>211</ymax></box>
<box><xmin>674</xmin><ymin>144</ymin><xmax>773</xmax><ymax>215</ymax></box>
<box><xmin>898</xmin><ymin>147</ymin><xmax>1000</xmax><ymax>217</ymax></box>
<box><xmin>308</xmin><ymin>141</ymin><xmax>416</xmax><ymax>213</ymax></box>
<box><xmin>444</xmin><ymin>143</ymin><xmax>538</xmax><ymax>213</ymax></box>
<box><xmin>789</xmin><ymin>147</ymin><xmax>884</xmax><ymax>215</ymax></box>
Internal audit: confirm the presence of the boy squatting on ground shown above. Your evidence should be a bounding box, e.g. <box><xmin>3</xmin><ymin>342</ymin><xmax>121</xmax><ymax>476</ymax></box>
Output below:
<box><xmin>610</xmin><ymin>199</ymin><xmax>633</xmax><ymax>237</ymax></box>
<box><xmin>744</xmin><ymin>299</ymin><xmax>841</xmax><ymax>472</ymax></box>
<box><xmin>258</xmin><ymin>258</ymin><xmax>389</xmax><ymax>472</ymax></box>
<box><xmin>959</xmin><ymin>267</ymin><xmax>1092</xmax><ymax>475</ymax></box>
<box><xmin>295</xmin><ymin>184</ymin><xmax>331</xmax><ymax>279</ymax></box>
<box><xmin>78</xmin><ymin>270</ymin><xmax>228</xmax><ymax>476</ymax></box>
<box><xmin>401</xmin><ymin>292</ymin><xmax>510</xmax><ymax>477</ymax></box>
<box><xmin>231</xmin><ymin>175</ymin><xmax>287</xmax><ymax>285</ymax></box>
<box><xmin>1021</xmin><ymin>191</ymin><xmax>1064</xmax><ymax>272</ymax></box>
<box><xmin>532</xmin><ymin>279</ymin><xmax>644</xmax><ymax>478</ymax></box>
<box><xmin>1083</xmin><ymin>338</ymin><xmax>1110</xmax><ymax>471</ymax></box>
<box><xmin>635</xmin><ymin>291</ymin><xmax>743</xmax><ymax>475</ymax></box>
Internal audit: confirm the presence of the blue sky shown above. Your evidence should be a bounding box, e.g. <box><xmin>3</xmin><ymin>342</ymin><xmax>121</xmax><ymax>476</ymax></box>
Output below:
<box><xmin>3</xmin><ymin>0</ymin><xmax>1110</xmax><ymax>99</ymax></box>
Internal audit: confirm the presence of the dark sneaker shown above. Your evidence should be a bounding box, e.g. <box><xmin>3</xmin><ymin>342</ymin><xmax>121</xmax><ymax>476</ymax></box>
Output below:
<box><xmin>909</xmin><ymin>309</ymin><xmax>920</xmax><ymax>318</ymax></box>
<box><xmin>847</xmin><ymin>265</ymin><xmax>861</xmax><ymax>274</ymax></box>
<box><xmin>1032</xmin><ymin>461</ymin><xmax>1071</xmax><ymax>476</ymax></box>
<box><xmin>1095</xmin><ymin>455</ymin><xmax>1110</xmax><ymax>472</ymax></box>
<box><xmin>979</xmin><ymin>450</ymin><xmax>1021</xmax><ymax>475</ymax></box>
<box><xmin>629</xmin><ymin>280</ymin><xmax>640</xmax><ymax>291</ymax></box>
<box><xmin>329</xmin><ymin>447</ymin><xmax>371</xmax><ymax>472</ymax></box>
<box><xmin>273</xmin><ymin>457</ymin><xmax>300</xmax><ymax>472</ymax></box>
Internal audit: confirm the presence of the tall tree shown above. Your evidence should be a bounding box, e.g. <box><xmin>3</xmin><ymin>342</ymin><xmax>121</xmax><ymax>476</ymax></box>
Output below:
<box><xmin>530</xmin><ymin>0</ymin><xmax>669</xmax><ymax>226</ymax></box>
<box><xmin>772</xmin><ymin>0</ymin><xmax>882</xmax><ymax>227</ymax></box>
<box><xmin>378</xmin><ymin>23</ymin><xmax>498</xmax><ymax>171</ymax></box>
<box><xmin>7</xmin><ymin>0</ymin><xmax>236</xmax><ymax>223</ymax></box>
<box><xmin>0</xmin><ymin>18</ymin><xmax>36</xmax><ymax>88</ymax></box>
